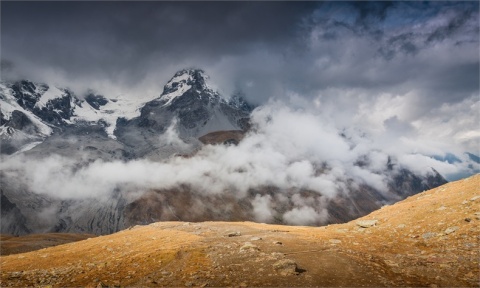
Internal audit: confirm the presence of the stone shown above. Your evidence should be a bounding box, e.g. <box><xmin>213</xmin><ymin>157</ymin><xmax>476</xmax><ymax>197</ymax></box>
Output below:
<box><xmin>329</xmin><ymin>239</ymin><xmax>342</xmax><ymax>244</ymax></box>
<box><xmin>470</xmin><ymin>196</ymin><xmax>480</xmax><ymax>201</ymax></box>
<box><xmin>250</xmin><ymin>237</ymin><xmax>262</xmax><ymax>241</ymax></box>
<box><xmin>273</xmin><ymin>259</ymin><xmax>298</xmax><ymax>276</ymax></box>
<box><xmin>225</xmin><ymin>231</ymin><xmax>241</xmax><ymax>237</ymax></box>
<box><xmin>422</xmin><ymin>232</ymin><xmax>436</xmax><ymax>240</ymax></box>
<box><xmin>240</xmin><ymin>242</ymin><xmax>259</xmax><ymax>251</ymax></box>
<box><xmin>444</xmin><ymin>226</ymin><xmax>459</xmax><ymax>235</ymax></box>
<box><xmin>96</xmin><ymin>281</ymin><xmax>108</xmax><ymax>288</ymax></box>
<box><xmin>474</xmin><ymin>212</ymin><xmax>480</xmax><ymax>220</ymax></box>
<box><xmin>397</xmin><ymin>224</ymin><xmax>406</xmax><ymax>229</ymax></box>
<box><xmin>356</xmin><ymin>220</ymin><xmax>378</xmax><ymax>228</ymax></box>
<box><xmin>273</xmin><ymin>241</ymin><xmax>282</xmax><ymax>245</ymax></box>
<box><xmin>8</xmin><ymin>272</ymin><xmax>22</xmax><ymax>279</ymax></box>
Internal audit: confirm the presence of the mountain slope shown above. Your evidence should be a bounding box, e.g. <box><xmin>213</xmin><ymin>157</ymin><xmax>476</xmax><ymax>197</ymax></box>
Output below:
<box><xmin>0</xmin><ymin>68</ymin><xmax>456</xmax><ymax>237</ymax></box>
<box><xmin>1</xmin><ymin>174</ymin><xmax>478</xmax><ymax>287</ymax></box>
<box><xmin>115</xmin><ymin>69</ymin><xmax>251</xmax><ymax>158</ymax></box>
<box><xmin>0</xmin><ymin>69</ymin><xmax>255</xmax><ymax>235</ymax></box>
<box><xmin>0</xmin><ymin>79</ymin><xmax>157</xmax><ymax>155</ymax></box>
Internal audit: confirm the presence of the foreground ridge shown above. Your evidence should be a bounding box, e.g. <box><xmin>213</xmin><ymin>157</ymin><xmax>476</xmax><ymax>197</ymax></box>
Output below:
<box><xmin>1</xmin><ymin>174</ymin><xmax>479</xmax><ymax>287</ymax></box>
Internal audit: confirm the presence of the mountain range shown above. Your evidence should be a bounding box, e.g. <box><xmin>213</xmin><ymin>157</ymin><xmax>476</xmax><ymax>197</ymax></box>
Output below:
<box><xmin>0</xmin><ymin>69</ymin><xmax>448</xmax><ymax>235</ymax></box>
<box><xmin>0</xmin><ymin>69</ymin><xmax>251</xmax><ymax>158</ymax></box>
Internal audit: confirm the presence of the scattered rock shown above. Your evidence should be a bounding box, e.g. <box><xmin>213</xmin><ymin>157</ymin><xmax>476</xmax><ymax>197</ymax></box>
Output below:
<box><xmin>464</xmin><ymin>218</ymin><xmax>471</xmax><ymax>222</ymax></box>
<box><xmin>465</xmin><ymin>272</ymin><xmax>475</xmax><ymax>278</ymax></box>
<box><xmin>356</xmin><ymin>220</ymin><xmax>378</xmax><ymax>228</ymax></box>
<box><xmin>8</xmin><ymin>272</ymin><xmax>23</xmax><ymax>279</ymax></box>
<box><xmin>474</xmin><ymin>212</ymin><xmax>480</xmax><ymax>220</ymax></box>
<box><xmin>273</xmin><ymin>241</ymin><xmax>282</xmax><ymax>245</ymax></box>
<box><xmin>470</xmin><ymin>196</ymin><xmax>480</xmax><ymax>201</ymax></box>
<box><xmin>384</xmin><ymin>260</ymin><xmax>399</xmax><ymax>267</ymax></box>
<box><xmin>240</xmin><ymin>242</ymin><xmax>259</xmax><ymax>251</ymax></box>
<box><xmin>96</xmin><ymin>281</ymin><xmax>108</xmax><ymax>288</ymax></box>
<box><xmin>225</xmin><ymin>231</ymin><xmax>241</xmax><ymax>237</ymax></box>
<box><xmin>273</xmin><ymin>259</ymin><xmax>298</xmax><ymax>276</ymax></box>
<box><xmin>422</xmin><ymin>232</ymin><xmax>436</xmax><ymax>239</ymax></box>
<box><xmin>250</xmin><ymin>237</ymin><xmax>262</xmax><ymax>241</ymax></box>
<box><xmin>444</xmin><ymin>226</ymin><xmax>459</xmax><ymax>235</ymax></box>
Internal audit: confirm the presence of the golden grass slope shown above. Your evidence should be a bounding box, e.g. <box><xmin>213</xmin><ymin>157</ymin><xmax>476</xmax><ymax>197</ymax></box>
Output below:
<box><xmin>0</xmin><ymin>233</ymin><xmax>96</xmax><ymax>256</ymax></box>
<box><xmin>1</xmin><ymin>174</ymin><xmax>479</xmax><ymax>287</ymax></box>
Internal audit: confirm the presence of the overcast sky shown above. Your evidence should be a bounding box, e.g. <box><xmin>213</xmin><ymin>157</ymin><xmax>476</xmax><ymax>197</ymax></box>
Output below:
<box><xmin>1</xmin><ymin>1</ymin><xmax>479</xmax><ymax>155</ymax></box>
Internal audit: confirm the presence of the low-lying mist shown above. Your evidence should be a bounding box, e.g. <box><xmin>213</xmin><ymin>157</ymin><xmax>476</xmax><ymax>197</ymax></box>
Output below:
<box><xmin>1</xmin><ymin>100</ymin><xmax>477</xmax><ymax>225</ymax></box>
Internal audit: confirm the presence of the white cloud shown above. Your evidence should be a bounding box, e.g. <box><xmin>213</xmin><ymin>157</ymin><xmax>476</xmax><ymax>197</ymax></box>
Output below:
<box><xmin>1</xmin><ymin>98</ymin><xmax>478</xmax><ymax>225</ymax></box>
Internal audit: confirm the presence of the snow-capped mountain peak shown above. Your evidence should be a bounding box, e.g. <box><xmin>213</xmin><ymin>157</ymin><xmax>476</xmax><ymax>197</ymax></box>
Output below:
<box><xmin>1</xmin><ymin>69</ymin><xmax>253</xmax><ymax>155</ymax></box>
<box><xmin>160</xmin><ymin>69</ymin><xmax>220</xmax><ymax>106</ymax></box>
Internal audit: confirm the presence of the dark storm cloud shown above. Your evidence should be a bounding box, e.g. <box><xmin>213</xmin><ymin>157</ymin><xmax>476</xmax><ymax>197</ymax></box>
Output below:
<box><xmin>2</xmin><ymin>1</ymin><xmax>477</xmax><ymax>101</ymax></box>
<box><xmin>426</xmin><ymin>8</ymin><xmax>477</xmax><ymax>44</ymax></box>
<box><xmin>1</xmin><ymin>1</ymin><xmax>478</xmax><ymax>154</ymax></box>
<box><xmin>1</xmin><ymin>1</ymin><xmax>316</xmax><ymax>87</ymax></box>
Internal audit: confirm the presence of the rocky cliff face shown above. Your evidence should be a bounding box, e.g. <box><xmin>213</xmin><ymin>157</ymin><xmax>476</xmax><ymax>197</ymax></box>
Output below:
<box><xmin>115</xmin><ymin>69</ymin><xmax>251</xmax><ymax>158</ymax></box>
<box><xmin>1</xmin><ymin>191</ymin><xmax>30</xmax><ymax>235</ymax></box>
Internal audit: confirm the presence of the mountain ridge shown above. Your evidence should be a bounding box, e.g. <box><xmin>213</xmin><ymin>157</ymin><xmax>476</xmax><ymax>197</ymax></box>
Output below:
<box><xmin>0</xmin><ymin>68</ymin><xmax>457</xmax><ymax>237</ymax></box>
<box><xmin>0</xmin><ymin>68</ymin><xmax>251</xmax><ymax>155</ymax></box>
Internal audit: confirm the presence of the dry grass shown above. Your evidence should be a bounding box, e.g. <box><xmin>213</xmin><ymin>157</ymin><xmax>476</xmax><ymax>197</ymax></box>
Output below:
<box><xmin>1</xmin><ymin>174</ymin><xmax>479</xmax><ymax>287</ymax></box>
<box><xmin>0</xmin><ymin>233</ymin><xmax>96</xmax><ymax>256</ymax></box>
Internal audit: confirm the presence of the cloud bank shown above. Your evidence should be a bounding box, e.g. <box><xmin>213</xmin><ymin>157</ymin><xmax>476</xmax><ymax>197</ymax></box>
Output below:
<box><xmin>2</xmin><ymin>100</ymin><xmax>477</xmax><ymax>224</ymax></box>
<box><xmin>2</xmin><ymin>1</ymin><xmax>478</xmax><ymax>154</ymax></box>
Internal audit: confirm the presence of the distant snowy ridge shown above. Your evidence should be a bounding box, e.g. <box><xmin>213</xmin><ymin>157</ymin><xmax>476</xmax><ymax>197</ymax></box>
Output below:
<box><xmin>0</xmin><ymin>83</ymin><xmax>53</xmax><ymax>136</ymax></box>
<box><xmin>0</xmin><ymin>69</ymin><xmax>254</xmax><ymax>156</ymax></box>
<box><xmin>0</xmin><ymin>81</ymin><xmax>157</xmax><ymax>140</ymax></box>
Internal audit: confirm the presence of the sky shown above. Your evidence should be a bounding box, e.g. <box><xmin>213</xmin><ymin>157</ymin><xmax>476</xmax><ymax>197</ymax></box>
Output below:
<box><xmin>1</xmin><ymin>1</ymin><xmax>479</xmax><ymax>226</ymax></box>
<box><xmin>1</xmin><ymin>1</ymin><xmax>479</xmax><ymax>168</ymax></box>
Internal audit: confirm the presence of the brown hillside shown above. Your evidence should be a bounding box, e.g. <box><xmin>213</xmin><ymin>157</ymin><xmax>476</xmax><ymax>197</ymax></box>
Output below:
<box><xmin>198</xmin><ymin>130</ymin><xmax>245</xmax><ymax>145</ymax></box>
<box><xmin>0</xmin><ymin>233</ymin><xmax>97</xmax><ymax>256</ymax></box>
<box><xmin>1</xmin><ymin>174</ymin><xmax>479</xmax><ymax>287</ymax></box>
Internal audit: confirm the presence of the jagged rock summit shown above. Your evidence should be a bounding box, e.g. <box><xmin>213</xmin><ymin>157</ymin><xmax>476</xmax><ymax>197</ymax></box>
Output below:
<box><xmin>160</xmin><ymin>69</ymin><xmax>219</xmax><ymax>106</ymax></box>
<box><xmin>114</xmin><ymin>68</ymin><xmax>251</xmax><ymax>158</ymax></box>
